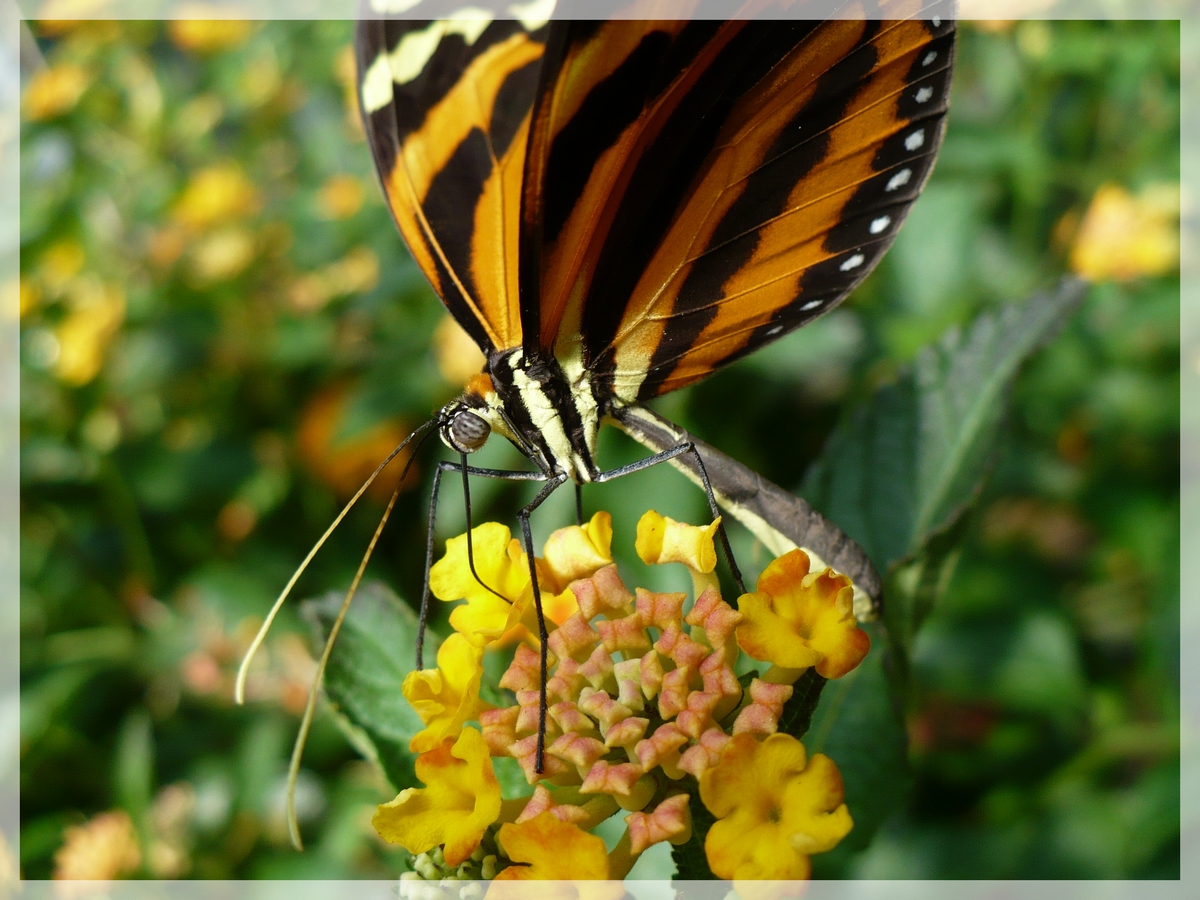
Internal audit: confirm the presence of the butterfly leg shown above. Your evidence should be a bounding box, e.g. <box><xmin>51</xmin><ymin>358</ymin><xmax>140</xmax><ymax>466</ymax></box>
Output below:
<box><xmin>594</xmin><ymin>442</ymin><xmax>746</xmax><ymax>594</ymax></box>
<box><xmin>575</xmin><ymin>482</ymin><xmax>584</xmax><ymax>526</ymax></box>
<box><xmin>417</xmin><ymin>458</ymin><xmax>546</xmax><ymax>668</ymax></box>
<box><xmin>515</xmin><ymin>473</ymin><xmax>570</xmax><ymax>774</ymax></box>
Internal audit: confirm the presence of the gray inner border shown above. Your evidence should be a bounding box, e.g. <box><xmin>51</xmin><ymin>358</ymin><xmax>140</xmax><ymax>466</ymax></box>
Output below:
<box><xmin>2</xmin><ymin>0</ymin><xmax>1192</xmax><ymax>895</ymax></box>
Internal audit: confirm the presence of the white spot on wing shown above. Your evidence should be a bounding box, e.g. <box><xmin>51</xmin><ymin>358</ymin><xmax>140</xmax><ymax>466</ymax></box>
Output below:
<box><xmin>801</xmin><ymin>300</ymin><xmax>823</xmax><ymax>311</ymax></box>
<box><xmin>886</xmin><ymin>168</ymin><xmax>912</xmax><ymax>191</ymax></box>
<box><xmin>361</xmin><ymin>53</ymin><xmax>395</xmax><ymax>114</ymax></box>
<box><xmin>389</xmin><ymin>13</ymin><xmax>494</xmax><ymax>86</ymax></box>
<box><xmin>932</xmin><ymin>15</ymin><xmax>941</xmax><ymax>27</ymax></box>
<box><xmin>915</xmin><ymin>86</ymin><xmax>934</xmax><ymax>103</ymax></box>
<box><xmin>370</xmin><ymin>0</ymin><xmax>421</xmax><ymax>11</ymax></box>
<box><xmin>923</xmin><ymin>50</ymin><xmax>937</xmax><ymax>66</ymax></box>
<box><xmin>507</xmin><ymin>0</ymin><xmax>556</xmax><ymax>30</ymax></box>
<box><xmin>840</xmin><ymin>253</ymin><xmax>865</xmax><ymax>272</ymax></box>
<box><xmin>767</xmin><ymin>324</ymin><xmax>784</xmax><ymax>336</ymax></box>
<box><xmin>905</xmin><ymin>129</ymin><xmax>925</xmax><ymax>151</ymax></box>
<box><xmin>869</xmin><ymin>215</ymin><xmax>891</xmax><ymax>234</ymax></box>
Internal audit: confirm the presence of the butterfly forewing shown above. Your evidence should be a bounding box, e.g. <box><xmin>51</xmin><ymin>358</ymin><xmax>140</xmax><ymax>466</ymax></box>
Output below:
<box><xmin>356</xmin><ymin>15</ymin><xmax>549</xmax><ymax>354</ymax></box>
<box><xmin>358</xmin><ymin>2</ymin><xmax>955</xmax><ymax>403</ymax></box>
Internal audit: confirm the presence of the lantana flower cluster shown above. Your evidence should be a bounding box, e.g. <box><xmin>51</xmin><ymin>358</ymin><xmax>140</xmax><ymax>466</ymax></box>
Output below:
<box><xmin>373</xmin><ymin>509</ymin><xmax>870</xmax><ymax>886</ymax></box>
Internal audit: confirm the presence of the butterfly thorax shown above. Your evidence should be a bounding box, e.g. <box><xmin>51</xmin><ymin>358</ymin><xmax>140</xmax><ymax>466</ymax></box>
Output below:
<box><xmin>457</xmin><ymin>349</ymin><xmax>602</xmax><ymax>483</ymax></box>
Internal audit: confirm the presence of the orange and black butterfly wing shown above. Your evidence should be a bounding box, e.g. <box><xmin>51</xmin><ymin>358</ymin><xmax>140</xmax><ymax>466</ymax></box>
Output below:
<box><xmin>356</xmin><ymin>14</ymin><xmax>550</xmax><ymax>355</ymax></box>
<box><xmin>515</xmin><ymin>3</ymin><xmax>955</xmax><ymax>400</ymax></box>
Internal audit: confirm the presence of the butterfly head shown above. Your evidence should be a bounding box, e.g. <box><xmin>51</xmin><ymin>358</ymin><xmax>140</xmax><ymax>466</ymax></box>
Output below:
<box><xmin>439</xmin><ymin>372</ymin><xmax>505</xmax><ymax>455</ymax></box>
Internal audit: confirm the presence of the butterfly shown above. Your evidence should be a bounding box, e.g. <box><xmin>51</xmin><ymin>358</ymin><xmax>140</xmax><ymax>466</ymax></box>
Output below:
<box><xmin>241</xmin><ymin>0</ymin><xmax>956</xmax><ymax>847</ymax></box>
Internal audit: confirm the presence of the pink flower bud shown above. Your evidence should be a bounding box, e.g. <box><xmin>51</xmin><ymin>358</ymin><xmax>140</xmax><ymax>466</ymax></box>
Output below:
<box><xmin>547</xmin><ymin>612</ymin><xmax>599</xmax><ymax>661</ymax></box>
<box><xmin>579</xmin><ymin>644</ymin><xmax>615</xmax><ymax>691</ymax></box>
<box><xmin>571</xmin><ymin>564</ymin><xmax>633</xmax><ymax>620</ymax></box>
<box><xmin>596</xmin><ymin>614</ymin><xmax>652</xmax><ymax>655</ymax></box>
<box><xmin>479</xmin><ymin>706</ymin><xmax>519</xmax><ymax>757</ymax></box>
<box><xmin>685</xmin><ymin>586</ymin><xmax>743</xmax><ymax>647</ymax></box>
<box><xmin>626</xmin><ymin>794</ymin><xmax>692</xmax><ymax>854</ymax></box>
<box><xmin>634</xmin><ymin>588</ymin><xmax>686</xmax><ymax>631</ymax></box>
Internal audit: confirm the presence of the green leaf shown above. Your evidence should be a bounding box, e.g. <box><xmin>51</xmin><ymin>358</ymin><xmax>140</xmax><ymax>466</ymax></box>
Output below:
<box><xmin>804</xmin><ymin>278</ymin><xmax>1087</xmax><ymax>573</ymax></box>
<box><xmin>778</xmin><ymin>668</ymin><xmax>827</xmax><ymax>740</ymax></box>
<box><xmin>302</xmin><ymin>581</ymin><xmax>438</xmax><ymax>792</ymax></box>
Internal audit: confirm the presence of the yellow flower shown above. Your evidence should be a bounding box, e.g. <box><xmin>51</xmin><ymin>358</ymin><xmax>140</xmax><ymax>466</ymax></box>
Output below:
<box><xmin>373</xmin><ymin>727</ymin><xmax>501</xmax><ymax>866</ymax></box>
<box><xmin>492</xmin><ymin>811</ymin><xmax>611</xmax><ymax>882</ymax></box>
<box><xmin>430</xmin><ymin>523</ymin><xmax>534</xmax><ymax>646</ymax></box>
<box><xmin>316</xmin><ymin>174</ymin><xmax>365</xmax><ymax>220</ymax></box>
<box><xmin>1068</xmin><ymin>182</ymin><xmax>1179</xmax><ymax>282</ymax></box>
<box><xmin>736</xmin><ymin>549</ymin><xmax>869</xmax><ymax>680</ymax></box>
<box><xmin>541</xmin><ymin>512</ymin><xmax>614</xmax><ymax>591</ymax></box>
<box><xmin>23</xmin><ymin>62</ymin><xmax>91</xmax><ymax>121</ymax></box>
<box><xmin>172</xmin><ymin>163</ymin><xmax>260</xmax><ymax>230</ymax></box>
<box><xmin>700</xmin><ymin>733</ymin><xmax>852</xmax><ymax>882</ymax></box>
<box><xmin>53</xmin><ymin>810</ymin><xmax>141</xmax><ymax>880</ymax></box>
<box><xmin>404</xmin><ymin>633</ymin><xmax>491</xmax><ymax>753</ymax></box>
<box><xmin>635</xmin><ymin>510</ymin><xmax>720</xmax><ymax>573</ymax></box>
<box><xmin>168</xmin><ymin>17</ymin><xmax>254</xmax><ymax>55</ymax></box>
<box><xmin>54</xmin><ymin>280</ymin><xmax>125</xmax><ymax>386</ymax></box>
<box><xmin>288</xmin><ymin>247</ymin><xmax>380</xmax><ymax>312</ymax></box>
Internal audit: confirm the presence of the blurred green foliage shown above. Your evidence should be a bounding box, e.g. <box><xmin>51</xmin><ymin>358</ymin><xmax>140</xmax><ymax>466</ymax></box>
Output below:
<box><xmin>19</xmin><ymin>18</ymin><xmax>1178</xmax><ymax>880</ymax></box>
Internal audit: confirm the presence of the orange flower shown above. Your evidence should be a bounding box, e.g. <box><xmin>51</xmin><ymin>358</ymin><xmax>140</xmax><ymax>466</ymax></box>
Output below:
<box><xmin>736</xmin><ymin>549</ymin><xmax>869</xmax><ymax>680</ymax></box>
<box><xmin>403</xmin><ymin>633</ymin><xmax>491</xmax><ymax>753</ymax></box>
<box><xmin>372</xmin><ymin>727</ymin><xmax>501</xmax><ymax>866</ymax></box>
<box><xmin>493</xmin><ymin>812</ymin><xmax>611</xmax><ymax>881</ymax></box>
<box><xmin>700</xmin><ymin>733</ymin><xmax>852</xmax><ymax>882</ymax></box>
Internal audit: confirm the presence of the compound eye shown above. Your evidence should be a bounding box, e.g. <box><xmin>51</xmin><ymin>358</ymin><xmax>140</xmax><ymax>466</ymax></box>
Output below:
<box><xmin>449</xmin><ymin>410</ymin><xmax>490</xmax><ymax>453</ymax></box>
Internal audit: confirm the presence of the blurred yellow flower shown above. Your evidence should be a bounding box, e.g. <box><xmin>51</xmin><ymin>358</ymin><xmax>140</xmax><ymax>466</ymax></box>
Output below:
<box><xmin>189</xmin><ymin>227</ymin><xmax>256</xmax><ymax>283</ymax></box>
<box><xmin>38</xmin><ymin>239</ymin><xmax>86</xmax><ymax>294</ymax></box>
<box><xmin>53</xmin><ymin>809</ymin><xmax>141</xmax><ymax>880</ymax></box>
<box><xmin>433</xmin><ymin>314</ymin><xmax>487</xmax><ymax>386</ymax></box>
<box><xmin>700</xmin><ymin>732</ymin><xmax>852</xmax><ymax>883</ymax></box>
<box><xmin>373</xmin><ymin>727</ymin><xmax>501</xmax><ymax>867</ymax></box>
<box><xmin>737</xmin><ymin>548</ymin><xmax>870</xmax><ymax>681</ymax></box>
<box><xmin>492</xmin><ymin>811</ymin><xmax>612</xmax><ymax>882</ymax></box>
<box><xmin>54</xmin><ymin>280</ymin><xmax>125</xmax><ymax>386</ymax></box>
<box><xmin>168</xmin><ymin>17</ymin><xmax>254</xmax><ymax>55</ymax></box>
<box><xmin>172</xmin><ymin>163</ymin><xmax>260</xmax><ymax>230</ymax></box>
<box><xmin>404</xmin><ymin>633</ymin><xmax>492</xmax><ymax>753</ymax></box>
<box><xmin>317</xmin><ymin>174</ymin><xmax>365</xmax><ymax>220</ymax></box>
<box><xmin>1069</xmin><ymin>182</ymin><xmax>1180</xmax><ymax>282</ymax></box>
<box><xmin>288</xmin><ymin>247</ymin><xmax>379</xmax><ymax>312</ymax></box>
<box><xmin>23</xmin><ymin>62</ymin><xmax>91</xmax><ymax>121</ymax></box>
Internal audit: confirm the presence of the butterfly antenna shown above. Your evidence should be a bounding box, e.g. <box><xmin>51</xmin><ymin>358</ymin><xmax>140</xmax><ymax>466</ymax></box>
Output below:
<box><xmin>234</xmin><ymin>419</ymin><xmax>435</xmax><ymax>705</ymax></box>
<box><xmin>284</xmin><ymin>437</ymin><xmax>422</xmax><ymax>850</ymax></box>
